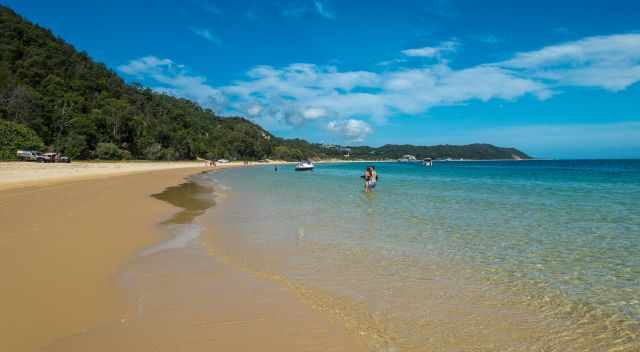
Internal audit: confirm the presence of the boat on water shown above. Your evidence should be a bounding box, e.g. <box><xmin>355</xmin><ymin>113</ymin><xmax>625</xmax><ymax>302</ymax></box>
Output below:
<box><xmin>398</xmin><ymin>154</ymin><xmax>418</xmax><ymax>163</ymax></box>
<box><xmin>295</xmin><ymin>160</ymin><xmax>315</xmax><ymax>171</ymax></box>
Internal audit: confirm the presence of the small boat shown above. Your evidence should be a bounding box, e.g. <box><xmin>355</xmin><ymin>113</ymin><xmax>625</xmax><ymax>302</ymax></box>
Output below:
<box><xmin>295</xmin><ymin>160</ymin><xmax>314</xmax><ymax>171</ymax></box>
<box><xmin>398</xmin><ymin>154</ymin><xmax>417</xmax><ymax>163</ymax></box>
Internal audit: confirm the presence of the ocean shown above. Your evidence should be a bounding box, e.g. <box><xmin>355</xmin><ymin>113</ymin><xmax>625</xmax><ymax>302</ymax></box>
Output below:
<box><xmin>199</xmin><ymin>160</ymin><xmax>640</xmax><ymax>351</ymax></box>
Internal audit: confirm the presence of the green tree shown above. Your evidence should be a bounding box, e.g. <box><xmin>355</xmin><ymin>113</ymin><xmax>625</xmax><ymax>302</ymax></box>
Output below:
<box><xmin>95</xmin><ymin>142</ymin><xmax>126</xmax><ymax>160</ymax></box>
<box><xmin>0</xmin><ymin>119</ymin><xmax>44</xmax><ymax>159</ymax></box>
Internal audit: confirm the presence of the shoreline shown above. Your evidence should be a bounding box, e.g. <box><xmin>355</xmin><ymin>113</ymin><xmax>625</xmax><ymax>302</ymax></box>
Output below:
<box><xmin>0</xmin><ymin>162</ymin><xmax>367</xmax><ymax>351</ymax></box>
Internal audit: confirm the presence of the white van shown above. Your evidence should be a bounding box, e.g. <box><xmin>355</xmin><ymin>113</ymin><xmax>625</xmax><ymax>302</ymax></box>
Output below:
<box><xmin>16</xmin><ymin>150</ymin><xmax>41</xmax><ymax>161</ymax></box>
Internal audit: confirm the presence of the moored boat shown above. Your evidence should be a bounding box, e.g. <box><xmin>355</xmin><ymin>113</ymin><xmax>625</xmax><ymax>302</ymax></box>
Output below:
<box><xmin>295</xmin><ymin>160</ymin><xmax>315</xmax><ymax>171</ymax></box>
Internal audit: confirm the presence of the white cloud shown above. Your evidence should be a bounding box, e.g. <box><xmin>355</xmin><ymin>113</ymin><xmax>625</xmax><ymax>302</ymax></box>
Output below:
<box><xmin>377</xmin><ymin>58</ymin><xmax>408</xmax><ymax>66</ymax></box>
<box><xmin>499</xmin><ymin>33</ymin><xmax>640</xmax><ymax>91</ymax></box>
<box><xmin>314</xmin><ymin>0</ymin><xmax>335</xmax><ymax>20</ymax></box>
<box><xmin>327</xmin><ymin>119</ymin><xmax>372</xmax><ymax>142</ymax></box>
<box><xmin>302</xmin><ymin>107</ymin><xmax>327</xmax><ymax>119</ymax></box>
<box><xmin>117</xmin><ymin>56</ymin><xmax>174</xmax><ymax>76</ymax></box>
<box><xmin>118</xmin><ymin>33</ymin><xmax>640</xmax><ymax>143</ymax></box>
<box><xmin>247</xmin><ymin>105</ymin><xmax>262</xmax><ymax>116</ymax></box>
<box><xmin>401</xmin><ymin>40</ymin><xmax>459</xmax><ymax>58</ymax></box>
<box><xmin>215</xmin><ymin>61</ymin><xmax>554</xmax><ymax>136</ymax></box>
<box><xmin>189</xmin><ymin>27</ymin><xmax>221</xmax><ymax>45</ymax></box>
<box><xmin>118</xmin><ymin>56</ymin><xmax>225</xmax><ymax>109</ymax></box>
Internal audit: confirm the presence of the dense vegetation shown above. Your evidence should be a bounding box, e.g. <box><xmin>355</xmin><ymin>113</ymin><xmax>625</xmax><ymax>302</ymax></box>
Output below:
<box><xmin>0</xmin><ymin>118</ymin><xmax>44</xmax><ymax>159</ymax></box>
<box><xmin>0</xmin><ymin>5</ymin><xmax>530</xmax><ymax>161</ymax></box>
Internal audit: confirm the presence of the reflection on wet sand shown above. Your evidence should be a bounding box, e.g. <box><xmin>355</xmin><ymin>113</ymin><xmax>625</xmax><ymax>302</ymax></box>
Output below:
<box><xmin>151</xmin><ymin>176</ymin><xmax>216</xmax><ymax>224</ymax></box>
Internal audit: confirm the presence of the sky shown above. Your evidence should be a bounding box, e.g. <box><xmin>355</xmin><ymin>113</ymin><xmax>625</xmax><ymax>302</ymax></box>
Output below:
<box><xmin>5</xmin><ymin>0</ymin><xmax>640</xmax><ymax>158</ymax></box>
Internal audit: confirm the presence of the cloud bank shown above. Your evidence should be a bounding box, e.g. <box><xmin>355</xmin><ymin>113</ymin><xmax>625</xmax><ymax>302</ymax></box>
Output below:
<box><xmin>118</xmin><ymin>33</ymin><xmax>640</xmax><ymax>141</ymax></box>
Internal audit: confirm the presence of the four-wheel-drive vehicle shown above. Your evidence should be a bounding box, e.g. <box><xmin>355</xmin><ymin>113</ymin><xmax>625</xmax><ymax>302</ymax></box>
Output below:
<box><xmin>36</xmin><ymin>153</ymin><xmax>51</xmax><ymax>162</ymax></box>
<box><xmin>42</xmin><ymin>152</ymin><xmax>71</xmax><ymax>163</ymax></box>
<box><xmin>16</xmin><ymin>150</ymin><xmax>42</xmax><ymax>161</ymax></box>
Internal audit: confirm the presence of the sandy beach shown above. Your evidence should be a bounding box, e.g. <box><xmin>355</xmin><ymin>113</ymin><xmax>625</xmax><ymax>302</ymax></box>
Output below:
<box><xmin>0</xmin><ymin>161</ymin><xmax>259</xmax><ymax>191</ymax></box>
<box><xmin>0</xmin><ymin>162</ymin><xmax>366</xmax><ymax>351</ymax></box>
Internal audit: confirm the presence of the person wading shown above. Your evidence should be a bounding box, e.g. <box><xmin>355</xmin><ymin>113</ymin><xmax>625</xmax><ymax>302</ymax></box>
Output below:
<box><xmin>363</xmin><ymin>166</ymin><xmax>378</xmax><ymax>192</ymax></box>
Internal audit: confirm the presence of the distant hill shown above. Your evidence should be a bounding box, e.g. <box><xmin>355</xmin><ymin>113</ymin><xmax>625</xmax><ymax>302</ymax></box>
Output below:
<box><xmin>0</xmin><ymin>5</ymin><xmax>529</xmax><ymax>161</ymax></box>
<box><xmin>347</xmin><ymin>143</ymin><xmax>530</xmax><ymax>160</ymax></box>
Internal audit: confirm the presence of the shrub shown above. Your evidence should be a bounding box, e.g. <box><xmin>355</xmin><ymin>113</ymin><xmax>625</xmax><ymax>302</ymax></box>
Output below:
<box><xmin>161</xmin><ymin>147</ymin><xmax>178</xmax><ymax>161</ymax></box>
<box><xmin>0</xmin><ymin>119</ymin><xmax>44</xmax><ymax>160</ymax></box>
<box><xmin>121</xmin><ymin>150</ymin><xmax>132</xmax><ymax>160</ymax></box>
<box><xmin>143</xmin><ymin>143</ymin><xmax>163</xmax><ymax>160</ymax></box>
<box><xmin>95</xmin><ymin>142</ymin><xmax>127</xmax><ymax>160</ymax></box>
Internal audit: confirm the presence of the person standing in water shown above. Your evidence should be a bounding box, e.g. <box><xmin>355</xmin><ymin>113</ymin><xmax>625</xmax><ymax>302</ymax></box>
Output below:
<box><xmin>363</xmin><ymin>166</ymin><xmax>378</xmax><ymax>192</ymax></box>
<box><xmin>368</xmin><ymin>166</ymin><xmax>378</xmax><ymax>190</ymax></box>
<box><xmin>363</xmin><ymin>167</ymin><xmax>372</xmax><ymax>192</ymax></box>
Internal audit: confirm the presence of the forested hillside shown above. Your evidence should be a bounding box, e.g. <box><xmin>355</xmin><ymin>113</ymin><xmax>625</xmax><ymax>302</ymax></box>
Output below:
<box><xmin>0</xmin><ymin>5</ymin><xmax>530</xmax><ymax>161</ymax></box>
<box><xmin>348</xmin><ymin>143</ymin><xmax>530</xmax><ymax>160</ymax></box>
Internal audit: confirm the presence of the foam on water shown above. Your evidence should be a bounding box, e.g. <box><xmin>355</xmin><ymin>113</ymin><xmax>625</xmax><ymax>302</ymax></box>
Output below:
<box><xmin>202</xmin><ymin>160</ymin><xmax>640</xmax><ymax>351</ymax></box>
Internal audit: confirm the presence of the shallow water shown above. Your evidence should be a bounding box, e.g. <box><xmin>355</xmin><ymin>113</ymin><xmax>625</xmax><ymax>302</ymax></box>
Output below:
<box><xmin>203</xmin><ymin>160</ymin><xmax>640</xmax><ymax>351</ymax></box>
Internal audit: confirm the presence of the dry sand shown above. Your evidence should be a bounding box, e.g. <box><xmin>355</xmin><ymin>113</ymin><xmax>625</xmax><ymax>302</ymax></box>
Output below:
<box><xmin>0</xmin><ymin>163</ymin><xmax>366</xmax><ymax>351</ymax></box>
<box><xmin>0</xmin><ymin>161</ymin><xmax>254</xmax><ymax>191</ymax></box>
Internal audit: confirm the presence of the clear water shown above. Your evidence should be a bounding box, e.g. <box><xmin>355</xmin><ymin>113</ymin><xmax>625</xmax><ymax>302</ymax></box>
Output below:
<box><xmin>202</xmin><ymin>160</ymin><xmax>640</xmax><ymax>351</ymax></box>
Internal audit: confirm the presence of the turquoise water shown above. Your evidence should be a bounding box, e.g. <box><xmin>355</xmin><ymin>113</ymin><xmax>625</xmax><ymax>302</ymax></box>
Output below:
<box><xmin>204</xmin><ymin>160</ymin><xmax>640</xmax><ymax>351</ymax></box>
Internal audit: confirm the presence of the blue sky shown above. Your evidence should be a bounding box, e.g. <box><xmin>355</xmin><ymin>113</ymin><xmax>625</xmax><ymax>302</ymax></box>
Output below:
<box><xmin>5</xmin><ymin>0</ymin><xmax>640</xmax><ymax>158</ymax></box>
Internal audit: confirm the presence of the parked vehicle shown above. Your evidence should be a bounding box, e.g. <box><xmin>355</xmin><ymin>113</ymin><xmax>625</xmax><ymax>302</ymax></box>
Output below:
<box><xmin>42</xmin><ymin>152</ymin><xmax>71</xmax><ymax>163</ymax></box>
<box><xmin>16</xmin><ymin>150</ymin><xmax>41</xmax><ymax>161</ymax></box>
<box><xmin>16</xmin><ymin>150</ymin><xmax>71</xmax><ymax>163</ymax></box>
<box><xmin>37</xmin><ymin>153</ymin><xmax>51</xmax><ymax>162</ymax></box>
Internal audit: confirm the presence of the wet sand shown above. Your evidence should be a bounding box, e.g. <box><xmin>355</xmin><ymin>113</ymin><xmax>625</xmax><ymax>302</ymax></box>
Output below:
<box><xmin>0</xmin><ymin>165</ymin><xmax>366</xmax><ymax>351</ymax></box>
